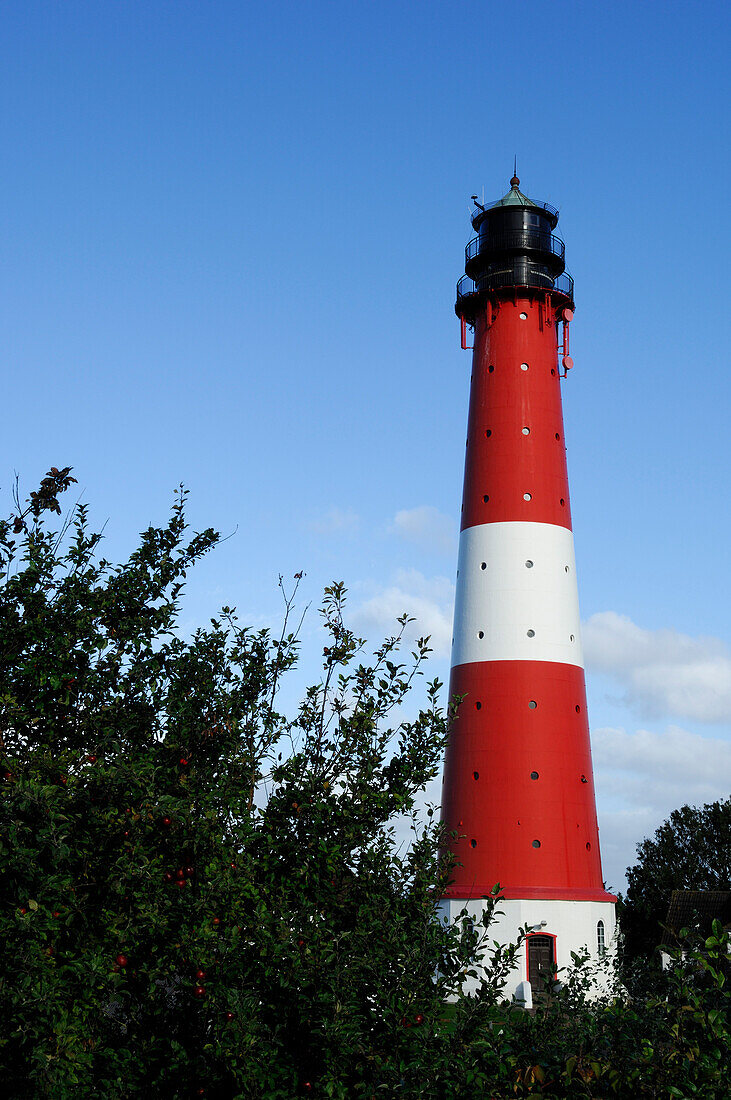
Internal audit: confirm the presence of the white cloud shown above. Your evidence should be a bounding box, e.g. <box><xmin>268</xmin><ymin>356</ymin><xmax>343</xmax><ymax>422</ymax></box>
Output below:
<box><xmin>308</xmin><ymin>507</ymin><xmax>360</xmax><ymax>535</ymax></box>
<box><xmin>593</xmin><ymin>724</ymin><xmax>731</xmax><ymax>813</ymax></box>
<box><xmin>592</xmin><ymin>723</ymin><xmax>731</xmax><ymax>889</ymax></box>
<box><xmin>351</xmin><ymin>569</ymin><xmax>455</xmax><ymax>659</ymax></box>
<box><xmin>583</xmin><ymin>611</ymin><xmax>731</xmax><ymax>723</ymax></box>
<box><xmin>390</xmin><ymin>506</ymin><xmax>456</xmax><ymax>557</ymax></box>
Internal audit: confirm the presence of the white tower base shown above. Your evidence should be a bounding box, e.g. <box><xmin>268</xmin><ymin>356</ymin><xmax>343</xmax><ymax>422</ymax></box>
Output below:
<box><xmin>438</xmin><ymin>897</ymin><xmax>617</xmax><ymax>1002</ymax></box>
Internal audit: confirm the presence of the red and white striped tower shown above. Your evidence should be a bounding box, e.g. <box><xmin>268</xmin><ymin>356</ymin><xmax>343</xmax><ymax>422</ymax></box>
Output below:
<box><xmin>440</xmin><ymin>174</ymin><xmax>616</xmax><ymax>1000</ymax></box>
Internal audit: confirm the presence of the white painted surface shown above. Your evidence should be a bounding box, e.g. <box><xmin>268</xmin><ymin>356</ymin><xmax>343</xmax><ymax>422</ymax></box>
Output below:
<box><xmin>437</xmin><ymin>896</ymin><xmax>617</xmax><ymax>1000</ymax></box>
<box><xmin>451</xmin><ymin>521</ymin><xmax>583</xmax><ymax>669</ymax></box>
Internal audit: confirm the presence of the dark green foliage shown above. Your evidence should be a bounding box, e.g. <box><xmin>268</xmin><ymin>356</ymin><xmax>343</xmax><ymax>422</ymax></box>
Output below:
<box><xmin>621</xmin><ymin>800</ymin><xmax>731</xmax><ymax>965</ymax></box>
<box><xmin>2</xmin><ymin>472</ymin><xmax>731</xmax><ymax>1099</ymax></box>
<box><xmin>0</xmin><ymin>472</ymin><xmax>515</xmax><ymax>1097</ymax></box>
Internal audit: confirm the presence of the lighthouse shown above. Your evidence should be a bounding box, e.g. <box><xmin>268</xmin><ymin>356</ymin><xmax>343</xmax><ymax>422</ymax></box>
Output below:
<box><xmin>440</xmin><ymin>173</ymin><xmax>616</xmax><ymax>1001</ymax></box>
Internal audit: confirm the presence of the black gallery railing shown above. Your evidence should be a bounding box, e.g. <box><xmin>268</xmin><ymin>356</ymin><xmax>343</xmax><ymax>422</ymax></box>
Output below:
<box><xmin>465</xmin><ymin>231</ymin><xmax>565</xmax><ymax>265</ymax></box>
<box><xmin>456</xmin><ymin>270</ymin><xmax>575</xmax><ymax>304</ymax></box>
<box><xmin>471</xmin><ymin>198</ymin><xmax>559</xmax><ymax>228</ymax></box>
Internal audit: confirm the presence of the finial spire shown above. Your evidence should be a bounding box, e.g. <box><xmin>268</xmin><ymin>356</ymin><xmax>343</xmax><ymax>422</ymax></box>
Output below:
<box><xmin>510</xmin><ymin>156</ymin><xmax>520</xmax><ymax>189</ymax></box>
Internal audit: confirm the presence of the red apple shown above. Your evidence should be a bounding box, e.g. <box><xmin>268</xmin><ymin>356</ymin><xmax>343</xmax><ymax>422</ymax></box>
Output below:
<box><xmin>116</xmin><ymin>954</ymin><xmax>128</xmax><ymax>968</ymax></box>
<box><xmin>185</xmin><ymin>865</ymin><xmax>194</xmax><ymax>876</ymax></box>
<box><xmin>194</xmin><ymin>985</ymin><xmax>206</xmax><ymax>998</ymax></box>
<box><xmin>86</xmin><ymin>755</ymin><xmax>97</xmax><ymax>763</ymax></box>
<box><xmin>164</xmin><ymin>872</ymin><xmax>173</xmax><ymax>883</ymax></box>
<box><xmin>179</xmin><ymin>758</ymin><xmax>188</xmax><ymax>766</ymax></box>
<box><xmin>162</xmin><ymin>816</ymin><xmax>172</xmax><ymax>827</ymax></box>
<box><xmin>225</xmin><ymin>1011</ymin><xmax>234</xmax><ymax>1021</ymax></box>
<box><xmin>415</xmin><ymin>1014</ymin><xmax>424</xmax><ymax>1025</ymax></box>
<box><xmin>212</xmin><ymin>917</ymin><xmax>221</xmax><ymax>926</ymax></box>
<box><xmin>195</xmin><ymin>968</ymin><xmax>206</xmax><ymax>980</ymax></box>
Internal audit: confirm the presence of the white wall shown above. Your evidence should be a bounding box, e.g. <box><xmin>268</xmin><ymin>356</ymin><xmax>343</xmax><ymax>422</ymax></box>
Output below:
<box><xmin>438</xmin><ymin>896</ymin><xmax>617</xmax><ymax>1000</ymax></box>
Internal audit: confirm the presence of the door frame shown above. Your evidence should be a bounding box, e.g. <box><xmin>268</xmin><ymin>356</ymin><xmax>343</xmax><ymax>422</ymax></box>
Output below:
<box><xmin>525</xmin><ymin>931</ymin><xmax>557</xmax><ymax>988</ymax></box>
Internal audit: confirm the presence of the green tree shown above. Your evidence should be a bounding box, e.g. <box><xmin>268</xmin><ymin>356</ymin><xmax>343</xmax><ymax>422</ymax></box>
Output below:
<box><xmin>7</xmin><ymin>471</ymin><xmax>731</xmax><ymax>1099</ymax></box>
<box><xmin>621</xmin><ymin>799</ymin><xmax>731</xmax><ymax>966</ymax></box>
<box><xmin>0</xmin><ymin>470</ymin><xmax>518</xmax><ymax>1099</ymax></box>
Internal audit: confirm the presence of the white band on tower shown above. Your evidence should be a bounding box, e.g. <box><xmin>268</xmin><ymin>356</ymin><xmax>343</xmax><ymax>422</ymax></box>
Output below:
<box><xmin>451</xmin><ymin>520</ymin><xmax>583</xmax><ymax>669</ymax></box>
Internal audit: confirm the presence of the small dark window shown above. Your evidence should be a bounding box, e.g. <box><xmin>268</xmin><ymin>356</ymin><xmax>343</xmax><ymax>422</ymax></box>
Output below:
<box><xmin>532</xmin><ymin>839</ymin><xmax>541</xmax><ymax>848</ymax></box>
<box><xmin>488</xmin><ymin>364</ymin><xmax>495</xmax><ymax>373</ymax></box>
<box><xmin>597</xmin><ymin>920</ymin><xmax>606</xmax><ymax>957</ymax></box>
<box><xmin>485</xmin><ymin>429</ymin><xmax>492</xmax><ymax>437</ymax></box>
<box><xmin>470</xmin><ymin>839</ymin><xmax>477</xmax><ymax>848</ymax></box>
<box><xmin>480</xmin><ymin>561</ymin><xmax>487</xmax><ymax>570</ymax></box>
<box><xmin>483</xmin><ymin>494</ymin><xmax>490</xmax><ymax>503</ymax></box>
<box><xmin>473</xmin><ymin>770</ymin><xmax>479</xmax><ymax>780</ymax></box>
<box><xmin>530</xmin><ymin>771</ymin><xmax>539</xmax><ymax>780</ymax></box>
<box><xmin>586</xmin><ymin>842</ymin><xmax>591</xmax><ymax>851</ymax></box>
<box><xmin>528</xmin><ymin>700</ymin><xmax>537</xmax><ymax>709</ymax></box>
<box><xmin>478</xmin><ymin>630</ymin><xmax>484</xmax><ymax>639</ymax></box>
<box><xmin>575</xmin><ymin>705</ymin><xmax>581</xmax><ymax>714</ymax></box>
<box><xmin>475</xmin><ymin>701</ymin><xmax>482</xmax><ymax>711</ymax></box>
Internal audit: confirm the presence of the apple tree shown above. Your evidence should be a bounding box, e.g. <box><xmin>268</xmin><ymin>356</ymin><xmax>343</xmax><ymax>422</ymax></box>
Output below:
<box><xmin>0</xmin><ymin>470</ymin><xmax>515</xmax><ymax>1099</ymax></box>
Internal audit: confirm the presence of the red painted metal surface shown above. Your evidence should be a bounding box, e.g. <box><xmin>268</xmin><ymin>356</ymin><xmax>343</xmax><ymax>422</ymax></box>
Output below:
<box><xmin>443</xmin><ymin>288</ymin><xmax>615</xmax><ymax>905</ymax></box>
<box><xmin>460</xmin><ymin>296</ymin><xmax>572</xmax><ymax>532</ymax></box>
<box><xmin>442</xmin><ymin>660</ymin><xmax>614</xmax><ymax>901</ymax></box>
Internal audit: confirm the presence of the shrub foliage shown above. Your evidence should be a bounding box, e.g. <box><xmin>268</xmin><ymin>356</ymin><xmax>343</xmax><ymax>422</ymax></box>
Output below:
<box><xmin>1</xmin><ymin>472</ymin><xmax>730</xmax><ymax>1098</ymax></box>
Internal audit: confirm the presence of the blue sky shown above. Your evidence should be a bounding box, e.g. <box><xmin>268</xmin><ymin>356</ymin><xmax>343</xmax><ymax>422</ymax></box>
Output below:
<box><xmin>2</xmin><ymin>0</ymin><xmax>730</xmax><ymax>891</ymax></box>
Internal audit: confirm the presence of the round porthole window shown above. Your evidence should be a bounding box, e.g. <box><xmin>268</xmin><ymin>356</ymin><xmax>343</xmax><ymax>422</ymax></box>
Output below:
<box><xmin>522</xmin><ymin>427</ymin><xmax>530</xmax><ymax>435</ymax></box>
<box><xmin>525</xmin><ymin>560</ymin><xmax>533</xmax><ymax>568</ymax></box>
<box><xmin>527</xmin><ymin>629</ymin><xmax>535</xmax><ymax>638</ymax></box>
<box><xmin>532</xmin><ymin>839</ymin><xmax>541</xmax><ymax>848</ymax></box>
<box><xmin>470</xmin><ymin>839</ymin><xmax>477</xmax><ymax>848</ymax></box>
<box><xmin>519</xmin><ymin>312</ymin><xmax>528</xmax><ymax>320</ymax></box>
<box><xmin>480</xmin><ymin>561</ymin><xmax>487</xmax><ymax>570</ymax></box>
<box><xmin>530</xmin><ymin>771</ymin><xmax>539</xmax><ymax>780</ymax></box>
<box><xmin>528</xmin><ymin>700</ymin><xmax>537</xmax><ymax>710</ymax></box>
<box><xmin>473</xmin><ymin>771</ymin><xmax>479</xmax><ymax>780</ymax></box>
<box><xmin>483</xmin><ymin>494</ymin><xmax>489</xmax><ymax>503</ymax></box>
<box><xmin>475</xmin><ymin>701</ymin><xmax>482</xmax><ymax>711</ymax></box>
<box><xmin>523</xmin><ymin>493</ymin><xmax>532</xmax><ymax>501</ymax></box>
<box><xmin>478</xmin><ymin>630</ymin><xmax>484</xmax><ymax>639</ymax></box>
<box><xmin>520</xmin><ymin>363</ymin><xmax>529</xmax><ymax>371</ymax></box>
